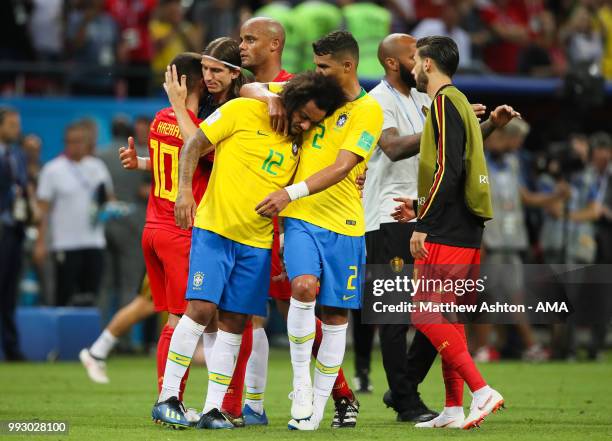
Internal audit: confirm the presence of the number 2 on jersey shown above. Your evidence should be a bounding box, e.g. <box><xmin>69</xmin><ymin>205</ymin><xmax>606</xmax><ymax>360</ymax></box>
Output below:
<box><xmin>150</xmin><ymin>139</ymin><xmax>179</xmax><ymax>201</ymax></box>
<box><xmin>312</xmin><ymin>123</ymin><xmax>325</xmax><ymax>149</ymax></box>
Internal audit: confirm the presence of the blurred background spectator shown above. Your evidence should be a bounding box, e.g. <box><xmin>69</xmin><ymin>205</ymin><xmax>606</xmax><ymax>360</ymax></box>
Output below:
<box><xmin>150</xmin><ymin>0</ymin><xmax>203</xmax><ymax>86</ymax></box>
<box><xmin>106</xmin><ymin>0</ymin><xmax>157</xmax><ymax>97</ymax></box>
<box><xmin>98</xmin><ymin>116</ymin><xmax>149</xmax><ymax>310</ymax></box>
<box><xmin>412</xmin><ymin>0</ymin><xmax>472</xmax><ymax>69</ymax></box>
<box><xmin>0</xmin><ymin>107</ymin><xmax>29</xmax><ymax>361</ymax></box>
<box><xmin>65</xmin><ymin>0</ymin><xmax>120</xmax><ymax>96</ymax></box>
<box><xmin>35</xmin><ymin>121</ymin><xmax>113</xmax><ymax>307</ymax></box>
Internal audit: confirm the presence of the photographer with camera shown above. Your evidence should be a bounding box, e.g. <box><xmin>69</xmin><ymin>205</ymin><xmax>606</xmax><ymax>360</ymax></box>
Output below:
<box><xmin>537</xmin><ymin>133</ymin><xmax>607</xmax><ymax>359</ymax></box>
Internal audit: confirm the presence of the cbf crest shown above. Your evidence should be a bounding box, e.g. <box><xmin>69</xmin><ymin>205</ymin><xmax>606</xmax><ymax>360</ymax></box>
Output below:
<box><xmin>192</xmin><ymin>272</ymin><xmax>204</xmax><ymax>289</ymax></box>
<box><xmin>336</xmin><ymin>113</ymin><xmax>348</xmax><ymax>127</ymax></box>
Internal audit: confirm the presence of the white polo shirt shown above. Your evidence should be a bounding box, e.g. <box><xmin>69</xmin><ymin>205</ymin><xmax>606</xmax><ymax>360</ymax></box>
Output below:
<box><xmin>37</xmin><ymin>155</ymin><xmax>113</xmax><ymax>251</ymax></box>
<box><xmin>365</xmin><ymin>80</ymin><xmax>431</xmax><ymax>232</ymax></box>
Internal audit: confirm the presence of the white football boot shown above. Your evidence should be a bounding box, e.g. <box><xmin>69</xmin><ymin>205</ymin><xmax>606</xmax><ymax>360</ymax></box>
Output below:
<box><xmin>462</xmin><ymin>387</ymin><xmax>504</xmax><ymax>429</ymax></box>
<box><xmin>415</xmin><ymin>407</ymin><xmax>464</xmax><ymax>428</ymax></box>
<box><xmin>79</xmin><ymin>348</ymin><xmax>109</xmax><ymax>384</ymax></box>
<box><xmin>289</xmin><ymin>383</ymin><xmax>314</xmax><ymax>420</ymax></box>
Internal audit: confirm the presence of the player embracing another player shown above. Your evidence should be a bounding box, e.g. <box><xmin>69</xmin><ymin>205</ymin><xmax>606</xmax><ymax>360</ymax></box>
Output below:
<box><xmin>244</xmin><ymin>30</ymin><xmax>384</xmax><ymax>430</ymax></box>
<box><xmin>117</xmin><ymin>37</ymin><xmax>248</xmax><ymax>429</ymax></box>
<box><xmin>152</xmin><ymin>71</ymin><xmax>347</xmax><ymax>430</ymax></box>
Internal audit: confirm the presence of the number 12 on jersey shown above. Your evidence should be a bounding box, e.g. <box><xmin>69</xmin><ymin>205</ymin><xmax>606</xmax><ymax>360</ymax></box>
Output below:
<box><xmin>150</xmin><ymin>139</ymin><xmax>179</xmax><ymax>202</ymax></box>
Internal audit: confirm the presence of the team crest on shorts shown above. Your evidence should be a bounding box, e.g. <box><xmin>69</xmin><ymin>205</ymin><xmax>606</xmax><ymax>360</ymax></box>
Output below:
<box><xmin>390</xmin><ymin>256</ymin><xmax>404</xmax><ymax>273</ymax></box>
<box><xmin>193</xmin><ymin>272</ymin><xmax>205</xmax><ymax>289</ymax></box>
<box><xmin>336</xmin><ymin>113</ymin><xmax>348</xmax><ymax>127</ymax></box>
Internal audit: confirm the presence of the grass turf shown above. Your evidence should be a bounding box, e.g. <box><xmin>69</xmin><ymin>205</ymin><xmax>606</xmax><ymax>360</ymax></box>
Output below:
<box><xmin>1</xmin><ymin>349</ymin><xmax>611</xmax><ymax>440</ymax></box>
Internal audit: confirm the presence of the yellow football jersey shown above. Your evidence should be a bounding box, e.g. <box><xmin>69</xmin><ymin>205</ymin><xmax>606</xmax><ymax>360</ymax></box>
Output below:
<box><xmin>281</xmin><ymin>89</ymin><xmax>383</xmax><ymax>236</ymax></box>
<box><xmin>194</xmin><ymin>98</ymin><xmax>300</xmax><ymax>248</ymax></box>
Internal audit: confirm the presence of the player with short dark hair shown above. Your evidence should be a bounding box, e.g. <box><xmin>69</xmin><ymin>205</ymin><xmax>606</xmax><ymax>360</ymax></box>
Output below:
<box><xmin>312</xmin><ymin>30</ymin><xmax>360</xmax><ymax>63</ymax></box>
<box><xmin>115</xmin><ymin>51</ymin><xmax>210</xmax><ymax>425</ymax></box>
<box><xmin>152</xmin><ymin>71</ymin><xmax>347</xmax><ymax>430</ymax></box>
<box><xmin>408</xmin><ymin>35</ymin><xmax>505</xmax><ymax>430</ymax></box>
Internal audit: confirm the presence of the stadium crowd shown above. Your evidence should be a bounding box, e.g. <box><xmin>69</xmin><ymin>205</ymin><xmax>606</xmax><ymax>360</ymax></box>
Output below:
<box><xmin>1</xmin><ymin>0</ymin><xmax>612</xmax><ymax>96</ymax></box>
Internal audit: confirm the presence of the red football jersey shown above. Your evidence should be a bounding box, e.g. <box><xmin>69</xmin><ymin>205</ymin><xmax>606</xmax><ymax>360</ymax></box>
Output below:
<box><xmin>144</xmin><ymin>107</ymin><xmax>211</xmax><ymax>235</ymax></box>
<box><xmin>274</xmin><ymin>69</ymin><xmax>294</xmax><ymax>82</ymax></box>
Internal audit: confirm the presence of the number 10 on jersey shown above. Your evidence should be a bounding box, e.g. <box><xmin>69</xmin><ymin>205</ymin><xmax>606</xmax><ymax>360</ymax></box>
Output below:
<box><xmin>150</xmin><ymin>139</ymin><xmax>179</xmax><ymax>202</ymax></box>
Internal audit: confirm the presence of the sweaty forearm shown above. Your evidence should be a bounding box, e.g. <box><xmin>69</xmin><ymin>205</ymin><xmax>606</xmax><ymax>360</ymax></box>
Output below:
<box><xmin>303</xmin><ymin>162</ymin><xmax>354</xmax><ymax>195</ymax></box>
<box><xmin>480</xmin><ymin>119</ymin><xmax>496</xmax><ymax>140</ymax></box>
<box><xmin>381</xmin><ymin>132</ymin><xmax>421</xmax><ymax>161</ymax></box>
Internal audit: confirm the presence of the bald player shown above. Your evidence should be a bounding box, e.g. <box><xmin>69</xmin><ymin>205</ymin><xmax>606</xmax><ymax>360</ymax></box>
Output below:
<box><xmin>364</xmin><ymin>33</ymin><xmax>519</xmax><ymax>425</ymax></box>
<box><xmin>220</xmin><ymin>16</ymin><xmax>294</xmax><ymax>426</ymax></box>
<box><xmin>240</xmin><ymin>17</ymin><xmax>293</xmax><ymax>83</ymax></box>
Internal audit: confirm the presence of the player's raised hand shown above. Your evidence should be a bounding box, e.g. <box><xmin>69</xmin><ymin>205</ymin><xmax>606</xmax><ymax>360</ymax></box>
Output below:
<box><xmin>118</xmin><ymin>136</ymin><xmax>138</xmax><ymax>169</ymax></box>
<box><xmin>471</xmin><ymin>103</ymin><xmax>487</xmax><ymax>121</ymax></box>
<box><xmin>266</xmin><ymin>95</ymin><xmax>288</xmax><ymax>136</ymax></box>
<box><xmin>164</xmin><ymin>64</ymin><xmax>187</xmax><ymax>108</ymax></box>
<box><xmin>489</xmin><ymin>105</ymin><xmax>521</xmax><ymax>129</ymax></box>
<box><xmin>410</xmin><ymin>231</ymin><xmax>429</xmax><ymax>260</ymax></box>
<box><xmin>256</xmin><ymin>189</ymin><xmax>291</xmax><ymax>218</ymax></box>
<box><xmin>174</xmin><ymin>188</ymin><xmax>197</xmax><ymax>230</ymax></box>
<box><xmin>391</xmin><ymin>197</ymin><xmax>416</xmax><ymax>223</ymax></box>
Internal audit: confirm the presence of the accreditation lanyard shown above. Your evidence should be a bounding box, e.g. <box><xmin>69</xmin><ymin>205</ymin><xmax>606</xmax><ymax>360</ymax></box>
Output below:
<box><xmin>66</xmin><ymin>158</ymin><xmax>95</xmax><ymax>194</ymax></box>
<box><xmin>382</xmin><ymin>80</ymin><xmax>426</xmax><ymax>134</ymax></box>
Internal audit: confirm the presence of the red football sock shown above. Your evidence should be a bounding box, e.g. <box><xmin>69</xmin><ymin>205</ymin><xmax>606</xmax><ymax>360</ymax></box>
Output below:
<box><xmin>442</xmin><ymin>323</ymin><xmax>466</xmax><ymax>407</ymax></box>
<box><xmin>312</xmin><ymin>318</ymin><xmax>354</xmax><ymax>402</ymax></box>
<box><xmin>415</xmin><ymin>319</ymin><xmax>486</xmax><ymax>393</ymax></box>
<box><xmin>157</xmin><ymin>324</ymin><xmax>173</xmax><ymax>394</ymax></box>
<box><xmin>442</xmin><ymin>359</ymin><xmax>463</xmax><ymax>407</ymax></box>
<box><xmin>221</xmin><ymin>319</ymin><xmax>253</xmax><ymax>416</ymax></box>
<box><xmin>157</xmin><ymin>324</ymin><xmax>190</xmax><ymax>401</ymax></box>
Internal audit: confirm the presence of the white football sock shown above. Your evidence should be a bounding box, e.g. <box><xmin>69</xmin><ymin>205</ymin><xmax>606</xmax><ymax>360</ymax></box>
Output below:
<box><xmin>202</xmin><ymin>331</ymin><xmax>217</xmax><ymax>368</ymax></box>
<box><xmin>287</xmin><ymin>298</ymin><xmax>316</xmax><ymax>389</ymax></box>
<box><xmin>442</xmin><ymin>406</ymin><xmax>465</xmax><ymax>417</ymax></box>
<box><xmin>159</xmin><ymin>315</ymin><xmax>204</xmax><ymax>402</ymax></box>
<box><xmin>312</xmin><ymin>322</ymin><xmax>348</xmax><ymax>425</ymax></box>
<box><xmin>89</xmin><ymin>329</ymin><xmax>118</xmax><ymax>360</ymax></box>
<box><xmin>245</xmin><ymin>328</ymin><xmax>269</xmax><ymax>414</ymax></box>
<box><xmin>203</xmin><ymin>330</ymin><xmax>242</xmax><ymax>413</ymax></box>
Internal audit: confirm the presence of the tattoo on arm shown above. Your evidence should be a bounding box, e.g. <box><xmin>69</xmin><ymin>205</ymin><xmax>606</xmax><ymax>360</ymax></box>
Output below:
<box><xmin>178</xmin><ymin>130</ymin><xmax>213</xmax><ymax>190</ymax></box>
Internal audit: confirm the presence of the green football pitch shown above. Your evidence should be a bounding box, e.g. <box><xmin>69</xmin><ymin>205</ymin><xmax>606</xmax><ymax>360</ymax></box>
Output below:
<box><xmin>1</xmin><ymin>349</ymin><xmax>611</xmax><ymax>440</ymax></box>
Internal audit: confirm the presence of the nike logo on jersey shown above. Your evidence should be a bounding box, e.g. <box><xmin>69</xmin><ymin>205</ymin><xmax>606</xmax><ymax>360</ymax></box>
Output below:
<box><xmin>342</xmin><ymin>295</ymin><xmax>356</xmax><ymax>301</ymax></box>
<box><xmin>257</xmin><ymin>130</ymin><xmax>269</xmax><ymax>136</ymax></box>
